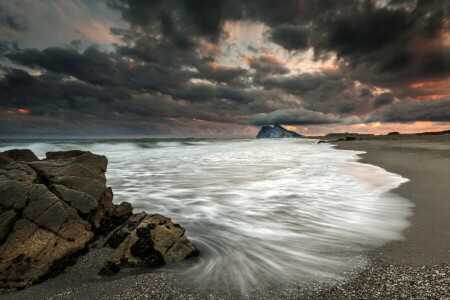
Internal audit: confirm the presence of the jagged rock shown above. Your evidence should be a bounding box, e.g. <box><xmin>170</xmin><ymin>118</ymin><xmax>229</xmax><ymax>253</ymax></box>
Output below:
<box><xmin>256</xmin><ymin>124</ymin><xmax>303</xmax><ymax>138</ymax></box>
<box><xmin>0</xmin><ymin>150</ymin><xmax>123</xmax><ymax>293</ymax></box>
<box><xmin>0</xmin><ymin>149</ymin><xmax>197</xmax><ymax>294</ymax></box>
<box><xmin>99</xmin><ymin>213</ymin><xmax>198</xmax><ymax>275</ymax></box>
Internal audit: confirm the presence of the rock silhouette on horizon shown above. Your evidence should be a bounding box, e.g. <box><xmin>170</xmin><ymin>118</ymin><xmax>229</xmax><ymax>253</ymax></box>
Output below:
<box><xmin>0</xmin><ymin>149</ymin><xmax>197</xmax><ymax>294</ymax></box>
<box><xmin>256</xmin><ymin>124</ymin><xmax>303</xmax><ymax>138</ymax></box>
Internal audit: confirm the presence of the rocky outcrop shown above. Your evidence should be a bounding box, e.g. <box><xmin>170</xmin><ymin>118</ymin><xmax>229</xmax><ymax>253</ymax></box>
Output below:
<box><xmin>98</xmin><ymin>213</ymin><xmax>198</xmax><ymax>275</ymax></box>
<box><xmin>317</xmin><ymin>136</ymin><xmax>359</xmax><ymax>143</ymax></box>
<box><xmin>256</xmin><ymin>124</ymin><xmax>303</xmax><ymax>138</ymax></box>
<box><xmin>0</xmin><ymin>149</ymin><xmax>197</xmax><ymax>294</ymax></box>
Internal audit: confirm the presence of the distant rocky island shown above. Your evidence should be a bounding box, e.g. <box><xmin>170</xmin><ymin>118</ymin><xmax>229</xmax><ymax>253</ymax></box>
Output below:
<box><xmin>256</xmin><ymin>124</ymin><xmax>303</xmax><ymax>138</ymax></box>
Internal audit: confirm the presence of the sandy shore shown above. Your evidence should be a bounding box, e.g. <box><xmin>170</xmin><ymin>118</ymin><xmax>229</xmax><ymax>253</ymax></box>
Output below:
<box><xmin>330</xmin><ymin>134</ymin><xmax>450</xmax><ymax>266</ymax></box>
<box><xmin>306</xmin><ymin>134</ymin><xmax>450</xmax><ymax>299</ymax></box>
<box><xmin>2</xmin><ymin>135</ymin><xmax>449</xmax><ymax>299</ymax></box>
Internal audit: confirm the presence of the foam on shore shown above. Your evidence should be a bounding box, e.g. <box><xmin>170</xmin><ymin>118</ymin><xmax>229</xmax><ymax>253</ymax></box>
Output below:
<box><xmin>0</xmin><ymin>138</ymin><xmax>413</xmax><ymax>290</ymax></box>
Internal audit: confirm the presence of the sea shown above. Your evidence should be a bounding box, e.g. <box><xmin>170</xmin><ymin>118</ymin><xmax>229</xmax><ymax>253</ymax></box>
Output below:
<box><xmin>0</xmin><ymin>138</ymin><xmax>413</xmax><ymax>290</ymax></box>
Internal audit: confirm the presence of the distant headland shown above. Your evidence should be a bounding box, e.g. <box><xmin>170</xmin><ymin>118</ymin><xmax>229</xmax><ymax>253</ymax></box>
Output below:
<box><xmin>256</xmin><ymin>124</ymin><xmax>303</xmax><ymax>138</ymax></box>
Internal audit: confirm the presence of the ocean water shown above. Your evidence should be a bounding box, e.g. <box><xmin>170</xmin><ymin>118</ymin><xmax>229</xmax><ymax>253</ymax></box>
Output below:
<box><xmin>0</xmin><ymin>138</ymin><xmax>413</xmax><ymax>289</ymax></box>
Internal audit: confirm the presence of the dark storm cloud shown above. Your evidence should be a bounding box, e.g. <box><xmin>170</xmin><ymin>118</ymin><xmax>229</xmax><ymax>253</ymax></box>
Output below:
<box><xmin>270</xmin><ymin>26</ymin><xmax>309</xmax><ymax>51</ymax></box>
<box><xmin>311</xmin><ymin>0</ymin><xmax>450</xmax><ymax>86</ymax></box>
<box><xmin>249</xmin><ymin>108</ymin><xmax>359</xmax><ymax>126</ymax></box>
<box><xmin>6</xmin><ymin>47</ymin><xmax>121</xmax><ymax>86</ymax></box>
<box><xmin>365</xmin><ymin>97</ymin><xmax>450</xmax><ymax>123</ymax></box>
<box><xmin>372</xmin><ymin>93</ymin><xmax>395</xmax><ymax>108</ymax></box>
<box><xmin>255</xmin><ymin>72</ymin><xmax>326</xmax><ymax>94</ymax></box>
<box><xmin>315</xmin><ymin>2</ymin><xmax>410</xmax><ymax>59</ymax></box>
<box><xmin>1</xmin><ymin>0</ymin><xmax>449</xmax><ymax>136</ymax></box>
<box><xmin>113</xmin><ymin>0</ymin><xmax>232</xmax><ymax>42</ymax></box>
<box><xmin>246</xmin><ymin>55</ymin><xmax>290</xmax><ymax>75</ymax></box>
<box><xmin>254</xmin><ymin>71</ymin><xmax>376</xmax><ymax>115</ymax></box>
<box><xmin>0</xmin><ymin>66</ymin><xmax>254</xmax><ymax>137</ymax></box>
<box><xmin>0</xmin><ymin>68</ymin><xmax>131</xmax><ymax>111</ymax></box>
<box><xmin>194</xmin><ymin>60</ymin><xmax>248</xmax><ymax>86</ymax></box>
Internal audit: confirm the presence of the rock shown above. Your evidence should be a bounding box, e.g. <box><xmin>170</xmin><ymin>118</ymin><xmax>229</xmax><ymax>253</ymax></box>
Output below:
<box><xmin>256</xmin><ymin>124</ymin><xmax>303</xmax><ymax>138</ymax></box>
<box><xmin>387</xmin><ymin>131</ymin><xmax>400</xmax><ymax>135</ymax></box>
<box><xmin>0</xmin><ymin>149</ymin><xmax>197</xmax><ymax>294</ymax></box>
<box><xmin>113</xmin><ymin>202</ymin><xmax>133</xmax><ymax>218</ymax></box>
<box><xmin>99</xmin><ymin>214</ymin><xmax>198</xmax><ymax>275</ymax></box>
<box><xmin>0</xmin><ymin>211</ymin><xmax>16</xmax><ymax>243</ymax></box>
<box><xmin>4</xmin><ymin>149</ymin><xmax>39</xmax><ymax>162</ymax></box>
<box><xmin>0</xmin><ymin>150</ymin><xmax>114</xmax><ymax>293</ymax></box>
<box><xmin>46</xmin><ymin>150</ymin><xmax>88</xmax><ymax>160</ymax></box>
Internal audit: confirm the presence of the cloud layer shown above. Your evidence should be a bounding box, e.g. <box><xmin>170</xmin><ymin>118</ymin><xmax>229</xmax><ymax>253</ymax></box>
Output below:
<box><xmin>0</xmin><ymin>0</ymin><xmax>449</xmax><ymax>137</ymax></box>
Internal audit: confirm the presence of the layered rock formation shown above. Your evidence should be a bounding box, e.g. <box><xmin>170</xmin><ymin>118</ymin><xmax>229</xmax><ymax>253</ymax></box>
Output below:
<box><xmin>256</xmin><ymin>124</ymin><xmax>303</xmax><ymax>138</ymax></box>
<box><xmin>0</xmin><ymin>149</ymin><xmax>197</xmax><ymax>294</ymax></box>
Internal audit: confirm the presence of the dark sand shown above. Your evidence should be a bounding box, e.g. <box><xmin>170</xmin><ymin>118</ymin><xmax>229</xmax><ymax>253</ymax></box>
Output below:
<box><xmin>2</xmin><ymin>135</ymin><xmax>449</xmax><ymax>299</ymax></box>
<box><xmin>306</xmin><ymin>134</ymin><xmax>450</xmax><ymax>299</ymax></box>
<box><xmin>332</xmin><ymin>134</ymin><xmax>450</xmax><ymax>266</ymax></box>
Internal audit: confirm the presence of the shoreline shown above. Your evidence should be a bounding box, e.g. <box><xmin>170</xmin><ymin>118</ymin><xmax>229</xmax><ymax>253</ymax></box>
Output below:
<box><xmin>331</xmin><ymin>136</ymin><xmax>450</xmax><ymax>266</ymax></box>
<box><xmin>2</xmin><ymin>136</ymin><xmax>449</xmax><ymax>299</ymax></box>
<box><xmin>307</xmin><ymin>135</ymin><xmax>450</xmax><ymax>298</ymax></box>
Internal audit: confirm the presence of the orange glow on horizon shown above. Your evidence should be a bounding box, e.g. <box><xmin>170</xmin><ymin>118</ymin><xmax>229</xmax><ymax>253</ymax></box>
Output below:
<box><xmin>408</xmin><ymin>77</ymin><xmax>450</xmax><ymax>99</ymax></box>
<box><xmin>409</xmin><ymin>77</ymin><xmax>450</xmax><ymax>89</ymax></box>
<box><xmin>3</xmin><ymin>109</ymin><xmax>30</xmax><ymax>114</ymax></box>
<box><xmin>414</xmin><ymin>94</ymin><xmax>447</xmax><ymax>100</ymax></box>
<box><xmin>300</xmin><ymin>121</ymin><xmax>450</xmax><ymax>136</ymax></box>
<box><xmin>284</xmin><ymin>125</ymin><xmax>298</xmax><ymax>131</ymax></box>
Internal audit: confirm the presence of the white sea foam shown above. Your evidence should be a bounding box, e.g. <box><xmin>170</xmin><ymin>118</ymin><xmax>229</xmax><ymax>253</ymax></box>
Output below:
<box><xmin>104</xmin><ymin>139</ymin><xmax>412</xmax><ymax>288</ymax></box>
<box><xmin>0</xmin><ymin>138</ymin><xmax>412</xmax><ymax>289</ymax></box>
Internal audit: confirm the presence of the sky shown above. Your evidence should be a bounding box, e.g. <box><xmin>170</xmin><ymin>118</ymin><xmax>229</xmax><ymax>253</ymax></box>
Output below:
<box><xmin>0</xmin><ymin>0</ymin><xmax>449</xmax><ymax>138</ymax></box>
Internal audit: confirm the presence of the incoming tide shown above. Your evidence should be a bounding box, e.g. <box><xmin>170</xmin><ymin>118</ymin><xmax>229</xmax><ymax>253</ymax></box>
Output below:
<box><xmin>0</xmin><ymin>138</ymin><xmax>412</xmax><ymax>290</ymax></box>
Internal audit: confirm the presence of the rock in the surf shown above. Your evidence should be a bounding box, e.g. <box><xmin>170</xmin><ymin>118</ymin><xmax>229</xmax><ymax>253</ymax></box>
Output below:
<box><xmin>0</xmin><ymin>149</ymin><xmax>196</xmax><ymax>294</ymax></box>
<box><xmin>98</xmin><ymin>213</ymin><xmax>198</xmax><ymax>275</ymax></box>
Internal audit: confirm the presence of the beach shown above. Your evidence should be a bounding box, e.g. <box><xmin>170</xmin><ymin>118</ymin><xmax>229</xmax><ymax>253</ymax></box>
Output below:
<box><xmin>1</xmin><ymin>135</ymin><xmax>449</xmax><ymax>299</ymax></box>
<box><xmin>332</xmin><ymin>135</ymin><xmax>450</xmax><ymax>266</ymax></box>
<box><xmin>306</xmin><ymin>134</ymin><xmax>450</xmax><ymax>299</ymax></box>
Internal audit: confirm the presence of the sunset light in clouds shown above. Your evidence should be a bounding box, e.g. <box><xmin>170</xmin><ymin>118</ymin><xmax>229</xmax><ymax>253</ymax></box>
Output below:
<box><xmin>0</xmin><ymin>0</ymin><xmax>449</xmax><ymax>137</ymax></box>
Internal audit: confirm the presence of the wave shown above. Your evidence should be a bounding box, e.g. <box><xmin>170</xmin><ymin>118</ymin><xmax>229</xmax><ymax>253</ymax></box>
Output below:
<box><xmin>104</xmin><ymin>138</ymin><xmax>413</xmax><ymax>290</ymax></box>
<box><xmin>0</xmin><ymin>139</ymin><xmax>212</xmax><ymax>158</ymax></box>
<box><xmin>0</xmin><ymin>138</ymin><xmax>412</xmax><ymax>291</ymax></box>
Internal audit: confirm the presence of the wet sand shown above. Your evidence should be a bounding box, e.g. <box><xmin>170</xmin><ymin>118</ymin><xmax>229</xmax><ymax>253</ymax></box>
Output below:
<box><xmin>2</xmin><ymin>135</ymin><xmax>449</xmax><ymax>299</ymax></box>
<box><xmin>306</xmin><ymin>134</ymin><xmax>450</xmax><ymax>299</ymax></box>
<box><xmin>331</xmin><ymin>134</ymin><xmax>450</xmax><ymax>266</ymax></box>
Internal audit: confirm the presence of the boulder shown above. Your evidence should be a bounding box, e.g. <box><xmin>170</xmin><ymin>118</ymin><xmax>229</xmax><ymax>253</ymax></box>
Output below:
<box><xmin>0</xmin><ymin>150</ymin><xmax>122</xmax><ymax>293</ymax></box>
<box><xmin>99</xmin><ymin>213</ymin><xmax>198</xmax><ymax>275</ymax></box>
<box><xmin>0</xmin><ymin>149</ymin><xmax>197</xmax><ymax>294</ymax></box>
<box><xmin>4</xmin><ymin>149</ymin><xmax>39</xmax><ymax>162</ymax></box>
